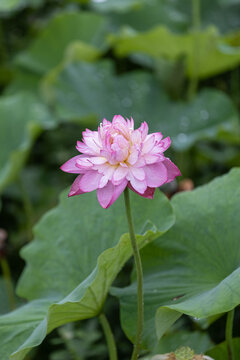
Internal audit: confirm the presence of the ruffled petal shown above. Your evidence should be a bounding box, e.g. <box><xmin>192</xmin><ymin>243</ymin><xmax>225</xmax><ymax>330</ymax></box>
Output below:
<box><xmin>112</xmin><ymin>115</ymin><xmax>126</xmax><ymax>126</ymax></box>
<box><xmin>142</xmin><ymin>154</ymin><xmax>162</xmax><ymax>165</ymax></box>
<box><xmin>76</xmin><ymin>157</ymin><xmax>93</xmax><ymax>170</ymax></box>
<box><xmin>127</xmin><ymin>117</ymin><xmax>134</xmax><ymax>130</ymax></box>
<box><xmin>129</xmin><ymin>174</ymin><xmax>147</xmax><ymax>194</ymax></box>
<box><xmin>130</xmin><ymin>167</ymin><xmax>145</xmax><ymax>181</ymax></box>
<box><xmin>98</xmin><ymin>175</ymin><xmax>109</xmax><ymax>188</ymax></box>
<box><xmin>79</xmin><ymin>171</ymin><xmax>102</xmax><ymax>192</ymax></box>
<box><xmin>83</xmin><ymin>131</ymin><xmax>101</xmax><ymax>154</ymax></box>
<box><xmin>110</xmin><ymin>179</ymin><xmax>128</xmax><ymax>206</ymax></box>
<box><xmin>160</xmin><ymin>136</ymin><xmax>171</xmax><ymax>151</ymax></box>
<box><xmin>144</xmin><ymin>162</ymin><xmax>168</xmax><ymax>187</ymax></box>
<box><xmin>113</xmin><ymin>166</ymin><xmax>129</xmax><ymax>183</ymax></box>
<box><xmin>97</xmin><ymin>182</ymin><xmax>114</xmax><ymax>208</ymax></box>
<box><xmin>153</xmin><ymin>132</ymin><xmax>163</xmax><ymax>142</ymax></box>
<box><xmin>142</xmin><ymin>134</ymin><xmax>155</xmax><ymax>153</ymax></box>
<box><xmin>128</xmin><ymin>183</ymin><xmax>155</xmax><ymax>199</ymax></box>
<box><xmin>68</xmin><ymin>175</ymin><xmax>85</xmax><ymax>197</ymax></box>
<box><xmin>128</xmin><ymin>150</ymin><xmax>139</xmax><ymax>165</ymax></box>
<box><xmin>88</xmin><ymin>157</ymin><xmax>107</xmax><ymax>165</ymax></box>
<box><xmin>60</xmin><ymin>155</ymin><xmax>85</xmax><ymax>174</ymax></box>
<box><xmin>138</xmin><ymin>121</ymin><xmax>148</xmax><ymax>140</ymax></box>
<box><xmin>163</xmin><ymin>158</ymin><xmax>181</xmax><ymax>183</ymax></box>
<box><xmin>97</xmin><ymin>180</ymin><xmax>127</xmax><ymax>208</ymax></box>
<box><xmin>76</xmin><ymin>141</ymin><xmax>93</xmax><ymax>155</ymax></box>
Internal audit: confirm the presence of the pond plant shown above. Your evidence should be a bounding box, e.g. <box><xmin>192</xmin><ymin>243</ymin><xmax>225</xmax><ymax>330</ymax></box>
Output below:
<box><xmin>61</xmin><ymin>115</ymin><xmax>181</xmax><ymax>359</ymax></box>
<box><xmin>1</xmin><ymin>1</ymin><xmax>240</xmax><ymax>360</ymax></box>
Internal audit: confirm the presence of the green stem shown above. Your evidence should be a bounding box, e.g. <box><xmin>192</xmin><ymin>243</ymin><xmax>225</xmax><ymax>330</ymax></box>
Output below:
<box><xmin>226</xmin><ymin>309</ymin><xmax>235</xmax><ymax>360</ymax></box>
<box><xmin>188</xmin><ymin>0</ymin><xmax>201</xmax><ymax>99</ymax></box>
<box><xmin>124</xmin><ymin>187</ymin><xmax>143</xmax><ymax>360</ymax></box>
<box><xmin>99</xmin><ymin>313</ymin><xmax>118</xmax><ymax>360</ymax></box>
<box><xmin>0</xmin><ymin>257</ymin><xmax>16</xmax><ymax>310</ymax></box>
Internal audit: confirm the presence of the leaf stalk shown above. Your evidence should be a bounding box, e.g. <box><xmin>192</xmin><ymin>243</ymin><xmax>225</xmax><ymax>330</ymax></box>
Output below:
<box><xmin>226</xmin><ymin>309</ymin><xmax>235</xmax><ymax>360</ymax></box>
<box><xmin>99</xmin><ymin>313</ymin><xmax>118</xmax><ymax>360</ymax></box>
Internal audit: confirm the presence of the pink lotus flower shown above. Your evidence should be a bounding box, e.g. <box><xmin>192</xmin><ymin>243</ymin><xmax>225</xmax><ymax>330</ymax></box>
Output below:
<box><xmin>61</xmin><ymin>115</ymin><xmax>181</xmax><ymax>208</ymax></box>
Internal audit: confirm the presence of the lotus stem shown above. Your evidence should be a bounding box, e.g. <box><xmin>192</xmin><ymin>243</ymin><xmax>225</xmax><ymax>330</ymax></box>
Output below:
<box><xmin>124</xmin><ymin>187</ymin><xmax>144</xmax><ymax>360</ymax></box>
<box><xmin>99</xmin><ymin>313</ymin><xmax>118</xmax><ymax>360</ymax></box>
<box><xmin>226</xmin><ymin>309</ymin><xmax>235</xmax><ymax>360</ymax></box>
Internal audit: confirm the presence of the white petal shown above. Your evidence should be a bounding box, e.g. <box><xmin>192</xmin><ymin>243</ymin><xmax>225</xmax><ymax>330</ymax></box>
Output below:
<box><xmin>76</xmin><ymin>157</ymin><xmax>92</xmax><ymax>169</ymax></box>
<box><xmin>98</xmin><ymin>175</ymin><xmax>109</xmax><ymax>188</ymax></box>
<box><xmin>128</xmin><ymin>150</ymin><xmax>139</xmax><ymax>165</ymax></box>
<box><xmin>113</xmin><ymin>166</ymin><xmax>129</xmax><ymax>182</ymax></box>
<box><xmin>142</xmin><ymin>134</ymin><xmax>155</xmax><ymax>153</ymax></box>
<box><xmin>129</xmin><ymin>174</ymin><xmax>147</xmax><ymax>194</ymax></box>
<box><xmin>130</xmin><ymin>167</ymin><xmax>145</xmax><ymax>180</ymax></box>
<box><xmin>89</xmin><ymin>157</ymin><xmax>107</xmax><ymax>165</ymax></box>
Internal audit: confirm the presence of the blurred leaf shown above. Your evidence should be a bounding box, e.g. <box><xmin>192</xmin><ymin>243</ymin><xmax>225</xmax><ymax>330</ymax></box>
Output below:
<box><xmin>51</xmin><ymin>321</ymin><xmax>106</xmax><ymax>359</ymax></box>
<box><xmin>0</xmin><ymin>92</ymin><xmax>56</xmax><ymax>193</ymax></box>
<box><xmin>111</xmin><ymin>26</ymin><xmax>240</xmax><ymax>79</ymax></box>
<box><xmin>15</xmin><ymin>12</ymin><xmax>108</xmax><ymax>74</ymax></box>
<box><xmin>195</xmin><ymin>0</ymin><xmax>240</xmax><ymax>33</ymax></box>
<box><xmin>0</xmin><ymin>0</ymin><xmax>42</xmax><ymax>14</ymax></box>
<box><xmin>4</xmin><ymin>69</ymin><xmax>41</xmax><ymax>96</ymax></box>
<box><xmin>0</xmin><ymin>189</ymin><xmax>174</xmax><ymax>359</ymax></box>
<box><xmin>102</xmin><ymin>0</ymin><xmax>189</xmax><ymax>33</ymax></box>
<box><xmin>112</xmin><ymin>168</ymin><xmax>240</xmax><ymax>349</ymax></box>
<box><xmin>64</xmin><ymin>41</ymin><xmax>101</xmax><ymax>63</ymax></box>
<box><xmin>43</xmin><ymin>60</ymin><xmax>239</xmax><ymax>149</ymax></box>
<box><xmin>97</xmin><ymin>0</ymin><xmax>240</xmax><ymax>34</ymax></box>
<box><xmin>156</xmin><ymin>330</ymin><xmax>213</xmax><ymax>354</ymax></box>
<box><xmin>0</xmin><ymin>277</ymin><xmax>11</xmax><ymax>315</ymax></box>
<box><xmin>186</xmin><ymin>0</ymin><xmax>240</xmax><ymax>34</ymax></box>
<box><xmin>189</xmin><ymin>0</ymin><xmax>240</xmax><ymax>34</ymax></box>
<box><xmin>90</xmin><ymin>0</ymin><xmax>148</xmax><ymax>13</ymax></box>
<box><xmin>206</xmin><ymin>338</ymin><xmax>240</xmax><ymax>360</ymax></box>
<box><xmin>50</xmin><ymin>350</ymin><xmax>71</xmax><ymax>360</ymax></box>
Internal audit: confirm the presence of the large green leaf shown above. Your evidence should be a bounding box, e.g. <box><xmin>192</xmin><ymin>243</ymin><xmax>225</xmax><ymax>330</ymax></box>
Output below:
<box><xmin>0</xmin><ymin>92</ymin><xmax>56</xmax><ymax>193</ymax></box>
<box><xmin>15</xmin><ymin>12</ymin><xmax>108</xmax><ymax>75</ymax></box>
<box><xmin>112</xmin><ymin>168</ymin><xmax>240</xmax><ymax>349</ymax></box>
<box><xmin>111</xmin><ymin>26</ymin><xmax>240</xmax><ymax>79</ymax></box>
<box><xmin>0</xmin><ymin>299</ymin><xmax>53</xmax><ymax>360</ymax></box>
<box><xmin>43</xmin><ymin>60</ymin><xmax>239</xmax><ymax>149</ymax></box>
<box><xmin>0</xmin><ymin>189</ymin><xmax>174</xmax><ymax>360</ymax></box>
